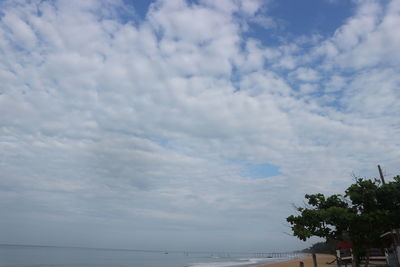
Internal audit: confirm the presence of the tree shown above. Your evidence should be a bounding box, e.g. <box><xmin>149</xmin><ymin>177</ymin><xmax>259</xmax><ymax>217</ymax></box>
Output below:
<box><xmin>301</xmin><ymin>240</ymin><xmax>338</xmax><ymax>254</ymax></box>
<box><xmin>286</xmin><ymin>175</ymin><xmax>400</xmax><ymax>267</ymax></box>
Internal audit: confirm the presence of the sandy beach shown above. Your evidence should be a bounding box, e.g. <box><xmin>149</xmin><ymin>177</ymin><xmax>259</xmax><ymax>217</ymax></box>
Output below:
<box><xmin>258</xmin><ymin>254</ymin><xmax>336</xmax><ymax>267</ymax></box>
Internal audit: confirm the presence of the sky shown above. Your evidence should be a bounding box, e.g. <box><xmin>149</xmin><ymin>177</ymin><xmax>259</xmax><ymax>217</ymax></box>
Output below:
<box><xmin>0</xmin><ymin>0</ymin><xmax>400</xmax><ymax>252</ymax></box>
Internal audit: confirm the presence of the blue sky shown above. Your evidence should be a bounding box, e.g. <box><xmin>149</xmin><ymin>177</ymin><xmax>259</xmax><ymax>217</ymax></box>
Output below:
<box><xmin>0</xmin><ymin>0</ymin><xmax>400</xmax><ymax>252</ymax></box>
<box><xmin>270</xmin><ymin>0</ymin><xmax>354</xmax><ymax>34</ymax></box>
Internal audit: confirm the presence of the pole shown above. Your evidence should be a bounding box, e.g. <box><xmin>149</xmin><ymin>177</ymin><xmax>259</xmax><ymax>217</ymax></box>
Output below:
<box><xmin>378</xmin><ymin>165</ymin><xmax>386</xmax><ymax>184</ymax></box>
<box><xmin>312</xmin><ymin>253</ymin><xmax>318</xmax><ymax>267</ymax></box>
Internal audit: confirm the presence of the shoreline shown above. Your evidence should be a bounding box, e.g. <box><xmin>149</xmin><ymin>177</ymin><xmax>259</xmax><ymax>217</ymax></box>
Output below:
<box><xmin>256</xmin><ymin>254</ymin><xmax>336</xmax><ymax>267</ymax></box>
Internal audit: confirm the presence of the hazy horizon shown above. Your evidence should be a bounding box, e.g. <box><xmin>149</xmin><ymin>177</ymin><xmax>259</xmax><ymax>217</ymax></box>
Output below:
<box><xmin>0</xmin><ymin>243</ymin><xmax>305</xmax><ymax>254</ymax></box>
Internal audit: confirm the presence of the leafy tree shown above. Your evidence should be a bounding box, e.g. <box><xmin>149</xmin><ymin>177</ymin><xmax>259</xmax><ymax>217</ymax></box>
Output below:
<box><xmin>287</xmin><ymin>175</ymin><xmax>400</xmax><ymax>267</ymax></box>
<box><xmin>301</xmin><ymin>240</ymin><xmax>338</xmax><ymax>254</ymax></box>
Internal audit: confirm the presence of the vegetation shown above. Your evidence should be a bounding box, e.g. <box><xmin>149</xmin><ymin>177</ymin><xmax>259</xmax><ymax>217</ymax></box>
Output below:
<box><xmin>287</xmin><ymin>175</ymin><xmax>400</xmax><ymax>267</ymax></box>
<box><xmin>301</xmin><ymin>240</ymin><xmax>338</xmax><ymax>254</ymax></box>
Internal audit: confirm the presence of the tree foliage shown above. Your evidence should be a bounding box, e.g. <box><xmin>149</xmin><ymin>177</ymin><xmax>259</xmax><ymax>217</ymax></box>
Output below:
<box><xmin>287</xmin><ymin>175</ymin><xmax>400</xmax><ymax>266</ymax></box>
<box><xmin>301</xmin><ymin>240</ymin><xmax>338</xmax><ymax>254</ymax></box>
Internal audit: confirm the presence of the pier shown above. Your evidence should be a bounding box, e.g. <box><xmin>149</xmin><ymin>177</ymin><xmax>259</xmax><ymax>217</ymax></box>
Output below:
<box><xmin>253</xmin><ymin>252</ymin><xmax>305</xmax><ymax>258</ymax></box>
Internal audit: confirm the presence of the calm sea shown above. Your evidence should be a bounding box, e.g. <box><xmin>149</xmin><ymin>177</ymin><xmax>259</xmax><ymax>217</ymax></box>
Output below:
<box><xmin>0</xmin><ymin>244</ymin><xmax>304</xmax><ymax>267</ymax></box>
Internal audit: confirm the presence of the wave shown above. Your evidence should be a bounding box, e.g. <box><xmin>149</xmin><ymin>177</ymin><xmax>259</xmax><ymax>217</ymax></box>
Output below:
<box><xmin>187</xmin><ymin>253</ymin><xmax>307</xmax><ymax>267</ymax></box>
<box><xmin>188</xmin><ymin>257</ymin><xmax>277</xmax><ymax>267</ymax></box>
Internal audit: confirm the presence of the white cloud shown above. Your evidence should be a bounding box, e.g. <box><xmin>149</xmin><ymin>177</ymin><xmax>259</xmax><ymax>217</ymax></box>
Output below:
<box><xmin>325</xmin><ymin>75</ymin><xmax>346</xmax><ymax>93</ymax></box>
<box><xmin>291</xmin><ymin>67</ymin><xmax>321</xmax><ymax>82</ymax></box>
<box><xmin>315</xmin><ymin>0</ymin><xmax>400</xmax><ymax>70</ymax></box>
<box><xmin>2</xmin><ymin>12</ymin><xmax>37</xmax><ymax>49</ymax></box>
<box><xmin>299</xmin><ymin>83</ymin><xmax>318</xmax><ymax>94</ymax></box>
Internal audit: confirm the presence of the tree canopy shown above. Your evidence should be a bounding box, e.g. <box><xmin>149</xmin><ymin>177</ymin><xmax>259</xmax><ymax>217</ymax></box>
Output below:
<box><xmin>301</xmin><ymin>240</ymin><xmax>338</xmax><ymax>254</ymax></box>
<box><xmin>287</xmin><ymin>175</ymin><xmax>400</xmax><ymax>266</ymax></box>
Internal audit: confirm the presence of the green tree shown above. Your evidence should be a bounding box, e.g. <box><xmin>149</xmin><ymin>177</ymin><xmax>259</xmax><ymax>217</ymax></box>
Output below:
<box><xmin>287</xmin><ymin>175</ymin><xmax>400</xmax><ymax>267</ymax></box>
<box><xmin>302</xmin><ymin>240</ymin><xmax>338</xmax><ymax>254</ymax></box>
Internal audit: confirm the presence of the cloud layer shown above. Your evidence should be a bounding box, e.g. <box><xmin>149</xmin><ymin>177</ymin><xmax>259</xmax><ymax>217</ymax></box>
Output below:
<box><xmin>1</xmin><ymin>0</ymin><xmax>400</xmax><ymax>251</ymax></box>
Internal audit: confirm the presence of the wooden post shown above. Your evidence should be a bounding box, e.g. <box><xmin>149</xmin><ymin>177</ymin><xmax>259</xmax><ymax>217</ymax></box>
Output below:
<box><xmin>312</xmin><ymin>253</ymin><xmax>318</xmax><ymax>267</ymax></box>
<box><xmin>378</xmin><ymin>165</ymin><xmax>386</xmax><ymax>184</ymax></box>
<box><xmin>300</xmin><ymin>261</ymin><xmax>304</xmax><ymax>267</ymax></box>
<box><xmin>336</xmin><ymin>250</ymin><xmax>341</xmax><ymax>267</ymax></box>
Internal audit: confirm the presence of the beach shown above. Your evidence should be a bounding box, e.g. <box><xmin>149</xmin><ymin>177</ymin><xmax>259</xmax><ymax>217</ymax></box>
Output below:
<box><xmin>258</xmin><ymin>254</ymin><xmax>336</xmax><ymax>267</ymax></box>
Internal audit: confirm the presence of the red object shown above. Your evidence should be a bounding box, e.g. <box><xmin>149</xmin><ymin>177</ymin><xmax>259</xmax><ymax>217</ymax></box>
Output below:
<box><xmin>338</xmin><ymin>241</ymin><xmax>353</xmax><ymax>249</ymax></box>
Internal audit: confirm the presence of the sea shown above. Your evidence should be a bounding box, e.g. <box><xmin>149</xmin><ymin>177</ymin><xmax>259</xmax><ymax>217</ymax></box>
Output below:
<box><xmin>0</xmin><ymin>244</ymin><xmax>306</xmax><ymax>267</ymax></box>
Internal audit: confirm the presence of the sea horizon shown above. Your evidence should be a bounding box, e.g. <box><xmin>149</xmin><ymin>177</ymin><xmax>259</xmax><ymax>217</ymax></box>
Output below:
<box><xmin>0</xmin><ymin>242</ymin><xmax>305</xmax><ymax>254</ymax></box>
<box><xmin>0</xmin><ymin>243</ymin><xmax>306</xmax><ymax>267</ymax></box>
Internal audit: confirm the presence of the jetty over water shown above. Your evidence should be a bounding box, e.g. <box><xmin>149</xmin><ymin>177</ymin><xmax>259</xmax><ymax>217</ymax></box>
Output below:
<box><xmin>253</xmin><ymin>252</ymin><xmax>305</xmax><ymax>258</ymax></box>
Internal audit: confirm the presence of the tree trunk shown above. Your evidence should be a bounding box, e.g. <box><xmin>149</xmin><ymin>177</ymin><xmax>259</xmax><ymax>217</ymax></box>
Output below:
<box><xmin>351</xmin><ymin>249</ymin><xmax>360</xmax><ymax>267</ymax></box>
<box><xmin>365</xmin><ymin>249</ymin><xmax>370</xmax><ymax>267</ymax></box>
<box><xmin>352</xmin><ymin>256</ymin><xmax>360</xmax><ymax>267</ymax></box>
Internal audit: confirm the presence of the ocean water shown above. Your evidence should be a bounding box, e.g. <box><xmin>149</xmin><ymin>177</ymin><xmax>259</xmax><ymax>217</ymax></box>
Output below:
<box><xmin>0</xmin><ymin>244</ymin><xmax>305</xmax><ymax>267</ymax></box>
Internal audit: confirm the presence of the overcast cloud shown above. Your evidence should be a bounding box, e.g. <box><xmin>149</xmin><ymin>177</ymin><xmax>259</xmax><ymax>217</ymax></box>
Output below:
<box><xmin>1</xmin><ymin>0</ymin><xmax>400</xmax><ymax>252</ymax></box>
